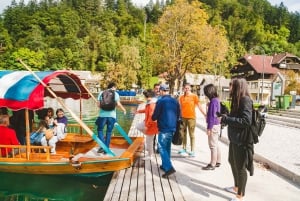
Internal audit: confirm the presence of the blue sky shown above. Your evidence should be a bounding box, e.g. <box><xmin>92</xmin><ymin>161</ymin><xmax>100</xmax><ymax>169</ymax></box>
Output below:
<box><xmin>0</xmin><ymin>0</ymin><xmax>299</xmax><ymax>14</ymax></box>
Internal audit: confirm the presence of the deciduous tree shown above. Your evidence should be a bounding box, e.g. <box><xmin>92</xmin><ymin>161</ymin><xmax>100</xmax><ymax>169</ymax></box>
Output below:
<box><xmin>150</xmin><ymin>0</ymin><xmax>229</xmax><ymax>93</ymax></box>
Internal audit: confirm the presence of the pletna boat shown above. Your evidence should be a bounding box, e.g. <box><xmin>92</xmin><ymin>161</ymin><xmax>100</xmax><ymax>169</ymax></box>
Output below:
<box><xmin>0</xmin><ymin>64</ymin><xmax>143</xmax><ymax>177</ymax></box>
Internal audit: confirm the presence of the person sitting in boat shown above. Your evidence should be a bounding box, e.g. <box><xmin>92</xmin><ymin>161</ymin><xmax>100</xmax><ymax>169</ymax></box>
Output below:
<box><xmin>30</xmin><ymin>120</ymin><xmax>49</xmax><ymax>145</ymax></box>
<box><xmin>41</xmin><ymin>108</ymin><xmax>68</xmax><ymax>154</ymax></box>
<box><xmin>46</xmin><ymin>107</ymin><xmax>55</xmax><ymax>128</ymax></box>
<box><xmin>0</xmin><ymin>114</ymin><xmax>21</xmax><ymax>157</ymax></box>
<box><xmin>36</xmin><ymin>108</ymin><xmax>48</xmax><ymax>120</ymax></box>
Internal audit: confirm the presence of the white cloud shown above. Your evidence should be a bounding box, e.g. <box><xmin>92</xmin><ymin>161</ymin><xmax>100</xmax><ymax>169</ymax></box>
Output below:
<box><xmin>131</xmin><ymin>0</ymin><xmax>149</xmax><ymax>7</ymax></box>
<box><xmin>0</xmin><ymin>0</ymin><xmax>31</xmax><ymax>14</ymax></box>
<box><xmin>268</xmin><ymin>0</ymin><xmax>300</xmax><ymax>12</ymax></box>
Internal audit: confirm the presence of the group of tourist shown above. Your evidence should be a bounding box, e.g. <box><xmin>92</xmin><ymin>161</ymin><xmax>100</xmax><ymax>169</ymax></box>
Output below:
<box><xmin>33</xmin><ymin>107</ymin><xmax>68</xmax><ymax>154</ymax></box>
<box><xmin>0</xmin><ymin>78</ymin><xmax>252</xmax><ymax>201</ymax></box>
<box><xmin>94</xmin><ymin>78</ymin><xmax>253</xmax><ymax>201</ymax></box>
<box><xmin>137</xmin><ymin>78</ymin><xmax>252</xmax><ymax>201</ymax></box>
<box><xmin>0</xmin><ymin>107</ymin><xmax>68</xmax><ymax>156</ymax></box>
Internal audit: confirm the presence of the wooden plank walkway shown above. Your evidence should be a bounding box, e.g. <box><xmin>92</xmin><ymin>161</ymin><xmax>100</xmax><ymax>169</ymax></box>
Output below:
<box><xmin>103</xmin><ymin>150</ymin><xmax>184</xmax><ymax>201</ymax></box>
<box><xmin>103</xmin><ymin>106</ymin><xmax>185</xmax><ymax>201</ymax></box>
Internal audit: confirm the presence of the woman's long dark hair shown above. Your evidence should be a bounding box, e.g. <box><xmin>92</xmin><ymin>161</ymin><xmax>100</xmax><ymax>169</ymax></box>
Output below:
<box><xmin>230</xmin><ymin>78</ymin><xmax>250</xmax><ymax>114</ymax></box>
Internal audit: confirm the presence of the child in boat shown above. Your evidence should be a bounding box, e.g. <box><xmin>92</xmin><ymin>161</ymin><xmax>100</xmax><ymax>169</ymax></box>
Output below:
<box><xmin>41</xmin><ymin>108</ymin><xmax>68</xmax><ymax>154</ymax></box>
<box><xmin>136</xmin><ymin>89</ymin><xmax>158</xmax><ymax>160</ymax></box>
<box><xmin>46</xmin><ymin>107</ymin><xmax>55</xmax><ymax>128</ymax></box>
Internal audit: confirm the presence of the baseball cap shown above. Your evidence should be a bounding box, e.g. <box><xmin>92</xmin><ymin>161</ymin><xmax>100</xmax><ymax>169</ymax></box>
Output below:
<box><xmin>159</xmin><ymin>84</ymin><xmax>170</xmax><ymax>91</ymax></box>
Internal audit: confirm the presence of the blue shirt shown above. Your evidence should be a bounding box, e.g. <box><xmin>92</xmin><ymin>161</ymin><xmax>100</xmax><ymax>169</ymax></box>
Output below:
<box><xmin>152</xmin><ymin>95</ymin><xmax>181</xmax><ymax>133</ymax></box>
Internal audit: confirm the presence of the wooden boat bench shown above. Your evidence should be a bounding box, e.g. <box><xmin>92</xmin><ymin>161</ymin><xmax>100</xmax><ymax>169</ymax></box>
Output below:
<box><xmin>57</xmin><ymin>134</ymin><xmax>96</xmax><ymax>155</ymax></box>
<box><xmin>60</xmin><ymin>134</ymin><xmax>93</xmax><ymax>143</ymax></box>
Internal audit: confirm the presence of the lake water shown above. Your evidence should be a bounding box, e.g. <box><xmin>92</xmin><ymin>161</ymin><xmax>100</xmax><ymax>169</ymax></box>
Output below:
<box><xmin>0</xmin><ymin>99</ymin><xmax>138</xmax><ymax>201</ymax></box>
<box><xmin>45</xmin><ymin>98</ymin><xmax>138</xmax><ymax>133</ymax></box>
<box><xmin>0</xmin><ymin>172</ymin><xmax>113</xmax><ymax>201</ymax></box>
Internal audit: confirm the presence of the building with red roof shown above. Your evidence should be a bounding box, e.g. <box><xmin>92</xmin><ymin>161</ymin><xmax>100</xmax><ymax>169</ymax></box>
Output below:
<box><xmin>231</xmin><ymin>52</ymin><xmax>300</xmax><ymax>105</ymax></box>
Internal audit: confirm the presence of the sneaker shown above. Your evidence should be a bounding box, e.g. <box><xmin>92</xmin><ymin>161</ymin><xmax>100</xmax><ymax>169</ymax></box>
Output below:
<box><xmin>202</xmin><ymin>164</ymin><xmax>215</xmax><ymax>170</ymax></box>
<box><xmin>178</xmin><ymin>149</ymin><xmax>186</xmax><ymax>154</ymax></box>
<box><xmin>225</xmin><ymin>186</ymin><xmax>237</xmax><ymax>194</ymax></box>
<box><xmin>162</xmin><ymin>168</ymin><xmax>176</xmax><ymax>178</ymax></box>
<box><xmin>188</xmin><ymin>152</ymin><xmax>195</xmax><ymax>157</ymax></box>
<box><xmin>216</xmin><ymin>162</ymin><xmax>221</xmax><ymax>167</ymax></box>
<box><xmin>142</xmin><ymin>156</ymin><xmax>153</xmax><ymax>160</ymax></box>
<box><xmin>229</xmin><ymin>197</ymin><xmax>243</xmax><ymax>201</ymax></box>
<box><xmin>97</xmin><ymin>148</ymin><xmax>105</xmax><ymax>154</ymax></box>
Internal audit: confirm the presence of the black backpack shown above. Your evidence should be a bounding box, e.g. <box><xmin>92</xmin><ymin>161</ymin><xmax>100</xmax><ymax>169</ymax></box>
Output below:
<box><xmin>220</xmin><ymin>102</ymin><xmax>229</xmax><ymax>115</ymax></box>
<box><xmin>250</xmin><ymin>108</ymin><xmax>266</xmax><ymax>144</ymax></box>
<box><xmin>172</xmin><ymin>120</ymin><xmax>183</xmax><ymax>145</ymax></box>
<box><xmin>100</xmin><ymin>89</ymin><xmax>116</xmax><ymax>111</ymax></box>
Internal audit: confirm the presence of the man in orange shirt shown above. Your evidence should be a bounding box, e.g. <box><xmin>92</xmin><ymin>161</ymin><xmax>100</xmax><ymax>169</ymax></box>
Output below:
<box><xmin>0</xmin><ymin>114</ymin><xmax>20</xmax><ymax>157</ymax></box>
<box><xmin>178</xmin><ymin>83</ymin><xmax>206</xmax><ymax>157</ymax></box>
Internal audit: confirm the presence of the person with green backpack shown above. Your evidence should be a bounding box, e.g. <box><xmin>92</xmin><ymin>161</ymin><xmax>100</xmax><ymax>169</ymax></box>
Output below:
<box><xmin>95</xmin><ymin>82</ymin><xmax>126</xmax><ymax>154</ymax></box>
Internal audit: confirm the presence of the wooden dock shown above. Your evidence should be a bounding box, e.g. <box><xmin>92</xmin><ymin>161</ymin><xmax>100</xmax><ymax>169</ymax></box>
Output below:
<box><xmin>103</xmin><ymin>149</ymin><xmax>184</xmax><ymax>201</ymax></box>
<box><xmin>103</xmin><ymin>108</ymin><xmax>185</xmax><ymax>201</ymax></box>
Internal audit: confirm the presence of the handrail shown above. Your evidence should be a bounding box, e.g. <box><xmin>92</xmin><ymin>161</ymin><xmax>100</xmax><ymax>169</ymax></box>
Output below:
<box><xmin>0</xmin><ymin>145</ymin><xmax>52</xmax><ymax>160</ymax></box>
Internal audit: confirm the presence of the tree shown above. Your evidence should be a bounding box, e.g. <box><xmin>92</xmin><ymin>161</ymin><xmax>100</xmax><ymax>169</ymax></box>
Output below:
<box><xmin>0</xmin><ymin>21</ymin><xmax>12</xmax><ymax>52</ymax></box>
<box><xmin>149</xmin><ymin>0</ymin><xmax>229</xmax><ymax>93</ymax></box>
<box><xmin>4</xmin><ymin>47</ymin><xmax>45</xmax><ymax>70</ymax></box>
<box><xmin>284</xmin><ymin>70</ymin><xmax>300</xmax><ymax>95</ymax></box>
<box><xmin>100</xmin><ymin>42</ymin><xmax>141</xmax><ymax>89</ymax></box>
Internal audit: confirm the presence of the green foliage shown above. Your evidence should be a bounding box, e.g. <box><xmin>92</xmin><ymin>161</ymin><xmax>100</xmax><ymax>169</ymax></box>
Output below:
<box><xmin>149</xmin><ymin>77</ymin><xmax>159</xmax><ymax>88</ymax></box>
<box><xmin>0</xmin><ymin>0</ymin><xmax>299</xmax><ymax>90</ymax></box>
<box><xmin>0</xmin><ymin>21</ymin><xmax>12</xmax><ymax>51</ymax></box>
<box><xmin>202</xmin><ymin>0</ymin><xmax>300</xmax><ymax>58</ymax></box>
<box><xmin>4</xmin><ymin>47</ymin><xmax>46</xmax><ymax>70</ymax></box>
<box><xmin>150</xmin><ymin>0</ymin><xmax>229</xmax><ymax>93</ymax></box>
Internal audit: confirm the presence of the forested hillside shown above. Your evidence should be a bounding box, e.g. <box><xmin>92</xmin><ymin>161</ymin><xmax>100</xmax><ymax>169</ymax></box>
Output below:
<box><xmin>0</xmin><ymin>0</ymin><xmax>299</xmax><ymax>89</ymax></box>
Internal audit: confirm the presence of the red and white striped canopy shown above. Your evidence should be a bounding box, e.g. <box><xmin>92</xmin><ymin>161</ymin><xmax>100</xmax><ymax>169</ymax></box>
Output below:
<box><xmin>0</xmin><ymin>70</ymin><xmax>91</xmax><ymax>110</ymax></box>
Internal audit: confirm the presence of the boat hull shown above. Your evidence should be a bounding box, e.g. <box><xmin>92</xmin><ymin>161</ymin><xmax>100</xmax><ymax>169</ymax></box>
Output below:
<box><xmin>0</xmin><ymin>136</ymin><xmax>144</xmax><ymax>176</ymax></box>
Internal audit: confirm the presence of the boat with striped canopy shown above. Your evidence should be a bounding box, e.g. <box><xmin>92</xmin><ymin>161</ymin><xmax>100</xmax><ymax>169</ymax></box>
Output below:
<box><xmin>0</xmin><ymin>67</ymin><xmax>143</xmax><ymax>177</ymax></box>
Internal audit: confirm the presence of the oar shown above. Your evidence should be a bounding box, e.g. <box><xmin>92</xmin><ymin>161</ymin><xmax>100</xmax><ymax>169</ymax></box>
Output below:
<box><xmin>69</xmin><ymin>69</ymin><xmax>98</xmax><ymax>104</ymax></box>
<box><xmin>114</xmin><ymin>123</ymin><xmax>132</xmax><ymax>144</ymax></box>
<box><xmin>18</xmin><ymin>59</ymin><xmax>115</xmax><ymax>156</ymax></box>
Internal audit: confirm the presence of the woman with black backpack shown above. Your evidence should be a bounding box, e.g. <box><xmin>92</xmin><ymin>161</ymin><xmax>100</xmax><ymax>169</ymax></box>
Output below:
<box><xmin>219</xmin><ymin>78</ymin><xmax>253</xmax><ymax>201</ymax></box>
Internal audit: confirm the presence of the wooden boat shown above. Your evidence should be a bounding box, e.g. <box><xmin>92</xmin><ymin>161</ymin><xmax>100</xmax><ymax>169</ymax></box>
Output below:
<box><xmin>0</xmin><ymin>64</ymin><xmax>143</xmax><ymax>177</ymax></box>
